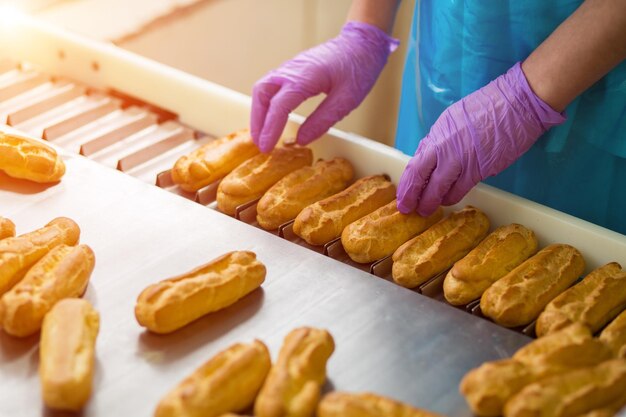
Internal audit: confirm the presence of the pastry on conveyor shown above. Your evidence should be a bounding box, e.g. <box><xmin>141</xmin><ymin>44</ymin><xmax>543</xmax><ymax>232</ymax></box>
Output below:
<box><xmin>217</xmin><ymin>145</ymin><xmax>313</xmax><ymax>216</ymax></box>
<box><xmin>39</xmin><ymin>298</ymin><xmax>99</xmax><ymax>411</ymax></box>
<box><xmin>256</xmin><ymin>158</ymin><xmax>354</xmax><ymax>231</ymax></box>
<box><xmin>171</xmin><ymin>129</ymin><xmax>260</xmax><ymax>192</ymax></box>
<box><xmin>0</xmin><ymin>244</ymin><xmax>95</xmax><ymax>337</ymax></box>
<box><xmin>0</xmin><ymin>131</ymin><xmax>65</xmax><ymax>183</ymax></box>
<box><xmin>443</xmin><ymin>223</ymin><xmax>538</xmax><ymax>306</ymax></box>
<box><xmin>254</xmin><ymin>327</ymin><xmax>335</xmax><ymax>417</ymax></box>
<box><xmin>503</xmin><ymin>359</ymin><xmax>626</xmax><ymax>417</ymax></box>
<box><xmin>480</xmin><ymin>243</ymin><xmax>585</xmax><ymax>328</ymax></box>
<box><xmin>341</xmin><ymin>200</ymin><xmax>444</xmax><ymax>264</ymax></box>
<box><xmin>535</xmin><ymin>262</ymin><xmax>626</xmax><ymax>337</ymax></box>
<box><xmin>317</xmin><ymin>392</ymin><xmax>445</xmax><ymax>417</ymax></box>
<box><xmin>392</xmin><ymin>206</ymin><xmax>490</xmax><ymax>289</ymax></box>
<box><xmin>599</xmin><ymin>309</ymin><xmax>626</xmax><ymax>358</ymax></box>
<box><xmin>460</xmin><ymin>323</ymin><xmax>613</xmax><ymax>417</ymax></box>
<box><xmin>135</xmin><ymin>251</ymin><xmax>266</xmax><ymax>334</ymax></box>
<box><xmin>155</xmin><ymin>340</ymin><xmax>271</xmax><ymax>417</ymax></box>
<box><xmin>0</xmin><ymin>217</ymin><xmax>15</xmax><ymax>240</ymax></box>
<box><xmin>0</xmin><ymin>217</ymin><xmax>80</xmax><ymax>297</ymax></box>
<box><xmin>293</xmin><ymin>175</ymin><xmax>396</xmax><ymax>246</ymax></box>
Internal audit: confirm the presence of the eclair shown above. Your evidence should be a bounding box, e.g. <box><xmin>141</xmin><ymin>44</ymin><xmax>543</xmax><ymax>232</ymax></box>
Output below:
<box><xmin>0</xmin><ymin>217</ymin><xmax>80</xmax><ymax>297</ymax></box>
<box><xmin>504</xmin><ymin>359</ymin><xmax>626</xmax><ymax>417</ymax></box>
<box><xmin>392</xmin><ymin>206</ymin><xmax>490</xmax><ymax>288</ymax></box>
<box><xmin>318</xmin><ymin>392</ymin><xmax>445</xmax><ymax>417</ymax></box>
<box><xmin>217</xmin><ymin>145</ymin><xmax>313</xmax><ymax>215</ymax></box>
<box><xmin>341</xmin><ymin>200</ymin><xmax>443</xmax><ymax>264</ymax></box>
<box><xmin>135</xmin><ymin>251</ymin><xmax>266</xmax><ymax>334</ymax></box>
<box><xmin>480</xmin><ymin>244</ymin><xmax>585</xmax><ymax>328</ymax></box>
<box><xmin>443</xmin><ymin>224</ymin><xmax>538</xmax><ymax>306</ymax></box>
<box><xmin>0</xmin><ymin>244</ymin><xmax>95</xmax><ymax>337</ymax></box>
<box><xmin>0</xmin><ymin>131</ymin><xmax>65</xmax><ymax>183</ymax></box>
<box><xmin>155</xmin><ymin>340</ymin><xmax>271</xmax><ymax>417</ymax></box>
<box><xmin>256</xmin><ymin>158</ymin><xmax>354</xmax><ymax>230</ymax></box>
<box><xmin>255</xmin><ymin>327</ymin><xmax>335</xmax><ymax>417</ymax></box>
<box><xmin>39</xmin><ymin>299</ymin><xmax>99</xmax><ymax>411</ymax></box>
<box><xmin>293</xmin><ymin>175</ymin><xmax>396</xmax><ymax>246</ymax></box>
<box><xmin>171</xmin><ymin>129</ymin><xmax>260</xmax><ymax>192</ymax></box>
<box><xmin>460</xmin><ymin>323</ymin><xmax>613</xmax><ymax>417</ymax></box>
<box><xmin>536</xmin><ymin>262</ymin><xmax>626</xmax><ymax>337</ymax></box>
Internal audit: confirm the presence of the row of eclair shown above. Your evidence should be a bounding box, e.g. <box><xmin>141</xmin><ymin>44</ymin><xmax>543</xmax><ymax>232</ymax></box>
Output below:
<box><xmin>461</xmin><ymin>323</ymin><xmax>626</xmax><ymax>417</ymax></box>
<box><xmin>155</xmin><ymin>326</ymin><xmax>444</xmax><ymax>417</ymax></box>
<box><xmin>0</xmin><ymin>216</ymin><xmax>99</xmax><ymax>411</ymax></box>
<box><xmin>170</xmin><ymin>129</ymin><xmax>626</xmax><ymax>335</ymax></box>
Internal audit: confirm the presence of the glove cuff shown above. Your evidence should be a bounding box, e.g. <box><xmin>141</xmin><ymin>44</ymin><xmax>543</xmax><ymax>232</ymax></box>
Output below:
<box><xmin>343</xmin><ymin>21</ymin><xmax>400</xmax><ymax>54</ymax></box>
<box><xmin>508</xmin><ymin>62</ymin><xmax>567</xmax><ymax>131</ymax></box>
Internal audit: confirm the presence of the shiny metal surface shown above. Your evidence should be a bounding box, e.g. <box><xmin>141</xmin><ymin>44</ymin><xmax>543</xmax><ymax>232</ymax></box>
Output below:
<box><xmin>0</xmin><ymin>153</ymin><xmax>531</xmax><ymax>417</ymax></box>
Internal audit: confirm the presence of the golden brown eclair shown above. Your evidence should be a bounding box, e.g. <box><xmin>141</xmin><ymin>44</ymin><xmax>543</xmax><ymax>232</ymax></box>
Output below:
<box><xmin>317</xmin><ymin>392</ymin><xmax>445</xmax><ymax>417</ymax></box>
<box><xmin>293</xmin><ymin>175</ymin><xmax>396</xmax><ymax>246</ymax></box>
<box><xmin>391</xmin><ymin>206</ymin><xmax>490</xmax><ymax>289</ymax></box>
<box><xmin>171</xmin><ymin>129</ymin><xmax>260</xmax><ymax>192</ymax></box>
<box><xmin>503</xmin><ymin>359</ymin><xmax>626</xmax><ymax>417</ymax></box>
<box><xmin>480</xmin><ymin>243</ymin><xmax>585</xmax><ymax>328</ymax></box>
<box><xmin>0</xmin><ymin>132</ymin><xmax>65</xmax><ymax>183</ymax></box>
<box><xmin>600</xmin><ymin>309</ymin><xmax>626</xmax><ymax>359</ymax></box>
<box><xmin>39</xmin><ymin>298</ymin><xmax>99</xmax><ymax>411</ymax></box>
<box><xmin>0</xmin><ymin>244</ymin><xmax>95</xmax><ymax>337</ymax></box>
<box><xmin>341</xmin><ymin>200</ymin><xmax>444</xmax><ymax>264</ymax></box>
<box><xmin>535</xmin><ymin>262</ymin><xmax>626</xmax><ymax>337</ymax></box>
<box><xmin>155</xmin><ymin>340</ymin><xmax>271</xmax><ymax>417</ymax></box>
<box><xmin>443</xmin><ymin>224</ymin><xmax>538</xmax><ymax>306</ymax></box>
<box><xmin>135</xmin><ymin>251</ymin><xmax>266</xmax><ymax>334</ymax></box>
<box><xmin>256</xmin><ymin>158</ymin><xmax>354</xmax><ymax>231</ymax></box>
<box><xmin>460</xmin><ymin>323</ymin><xmax>613</xmax><ymax>417</ymax></box>
<box><xmin>0</xmin><ymin>217</ymin><xmax>15</xmax><ymax>240</ymax></box>
<box><xmin>217</xmin><ymin>145</ymin><xmax>313</xmax><ymax>215</ymax></box>
<box><xmin>254</xmin><ymin>327</ymin><xmax>335</xmax><ymax>417</ymax></box>
<box><xmin>0</xmin><ymin>217</ymin><xmax>80</xmax><ymax>297</ymax></box>
<box><xmin>460</xmin><ymin>359</ymin><xmax>534</xmax><ymax>417</ymax></box>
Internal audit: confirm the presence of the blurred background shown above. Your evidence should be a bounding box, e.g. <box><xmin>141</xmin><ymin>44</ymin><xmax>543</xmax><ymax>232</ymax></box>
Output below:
<box><xmin>10</xmin><ymin>0</ymin><xmax>416</xmax><ymax>146</ymax></box>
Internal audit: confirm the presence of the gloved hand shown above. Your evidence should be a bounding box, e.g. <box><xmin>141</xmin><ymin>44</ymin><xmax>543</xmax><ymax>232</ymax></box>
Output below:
<box><xmin>397</xmin><ymin>62</ymin><xmax>566</xmax><ymax>216</ymax></box>
<box><xmin>251</xmin><ymin>21</ymin><xmax>399</xmax><ymax>152</ymax></box>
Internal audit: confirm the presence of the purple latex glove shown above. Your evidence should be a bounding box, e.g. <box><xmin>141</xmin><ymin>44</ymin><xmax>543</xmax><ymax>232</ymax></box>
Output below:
<box><xmin>251</xmin><ymin>21</ymin><xmax>399</xmax><ymax>152</ymax></box>
<box><xmin>397</xmin><ymin>62</ymin><xmax>566</xmax><ymax>217</ymax></box>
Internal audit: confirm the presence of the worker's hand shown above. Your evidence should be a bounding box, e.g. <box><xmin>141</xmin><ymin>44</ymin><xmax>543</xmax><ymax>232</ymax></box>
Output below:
<box><xmin>251</xmin><ymin>21</ymin><xmax>398</xmax><ymax>152</ymax></box>
<box><xmin>397</xmin><ymin>62</ymin><xmax>566</xmax><ymax>216</ymax></box>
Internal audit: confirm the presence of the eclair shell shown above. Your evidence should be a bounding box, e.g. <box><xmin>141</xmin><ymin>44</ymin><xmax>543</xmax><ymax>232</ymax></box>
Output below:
<box><xmin>171</xmin><ymin>129</ymin><xmax>260</xmax><ymax>192</ymax></box>
<box><xmin>257</xmin><ymin>158</ymin><xmax>354</xmax><ymax>230</ymax></box>
<box><xmin>392</xmin><ymin>206</ymin><xmax>490</xmax><ymax>288</ymax></box>
<box><xmin>135</xmin><ymin>251</ymin><xmax>266</xmax><ymax>334</ymax></box>
<box><xmin>217</xmin><ymin>145</ymin><xmax>313</xmax><ymax>215</ymax></box>
<box><xmin>293</xmin><ymin>175</ymin><xmax>396</xmax><ymax>246</ymax></box>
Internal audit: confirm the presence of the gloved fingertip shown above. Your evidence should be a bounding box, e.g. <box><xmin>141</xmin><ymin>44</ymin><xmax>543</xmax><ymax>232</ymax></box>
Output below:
<box><xmin>396</xmin><ymin>198</ymin><xmax>415</xmax><ymax>215</ymax></box>
<box><xmin>416</xmin><ymin>204</ymin><xmax>435</xmax><ymax>218</ymax></box>
<box><xmin>296</xmin><ymin>132</ymin><xmax>315</xmax><ymax>146</ymax></box>
<box><xmin>296</xmin><ymin>126</ymin><xmax>323</xmax><ymax>146</ymax></box>
<box><xmin>257</xmin><ymin>138</ymin><xmax>272</xmax><ymax>154</ymax></box>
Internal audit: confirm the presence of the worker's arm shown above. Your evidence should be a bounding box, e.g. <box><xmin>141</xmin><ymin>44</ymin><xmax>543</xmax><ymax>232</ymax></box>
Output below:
<box><xmin>346</xmin><ymin>0</ymin><xmax>401</xmax><ymax>34</ymax></box>
<box><xmin>523</xmin><ymin>0</ymin><xmax>626</xmax><ymax>112</ymax></box>
<box><xmin>397</xmin><ymin>0</ymin><xmax>626</xmax><ymax>216</ymax></box>
<box><xmin>250</xmin><ymin>0</ymin><xmax>401</xmax><ymax>152</ymax></box>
